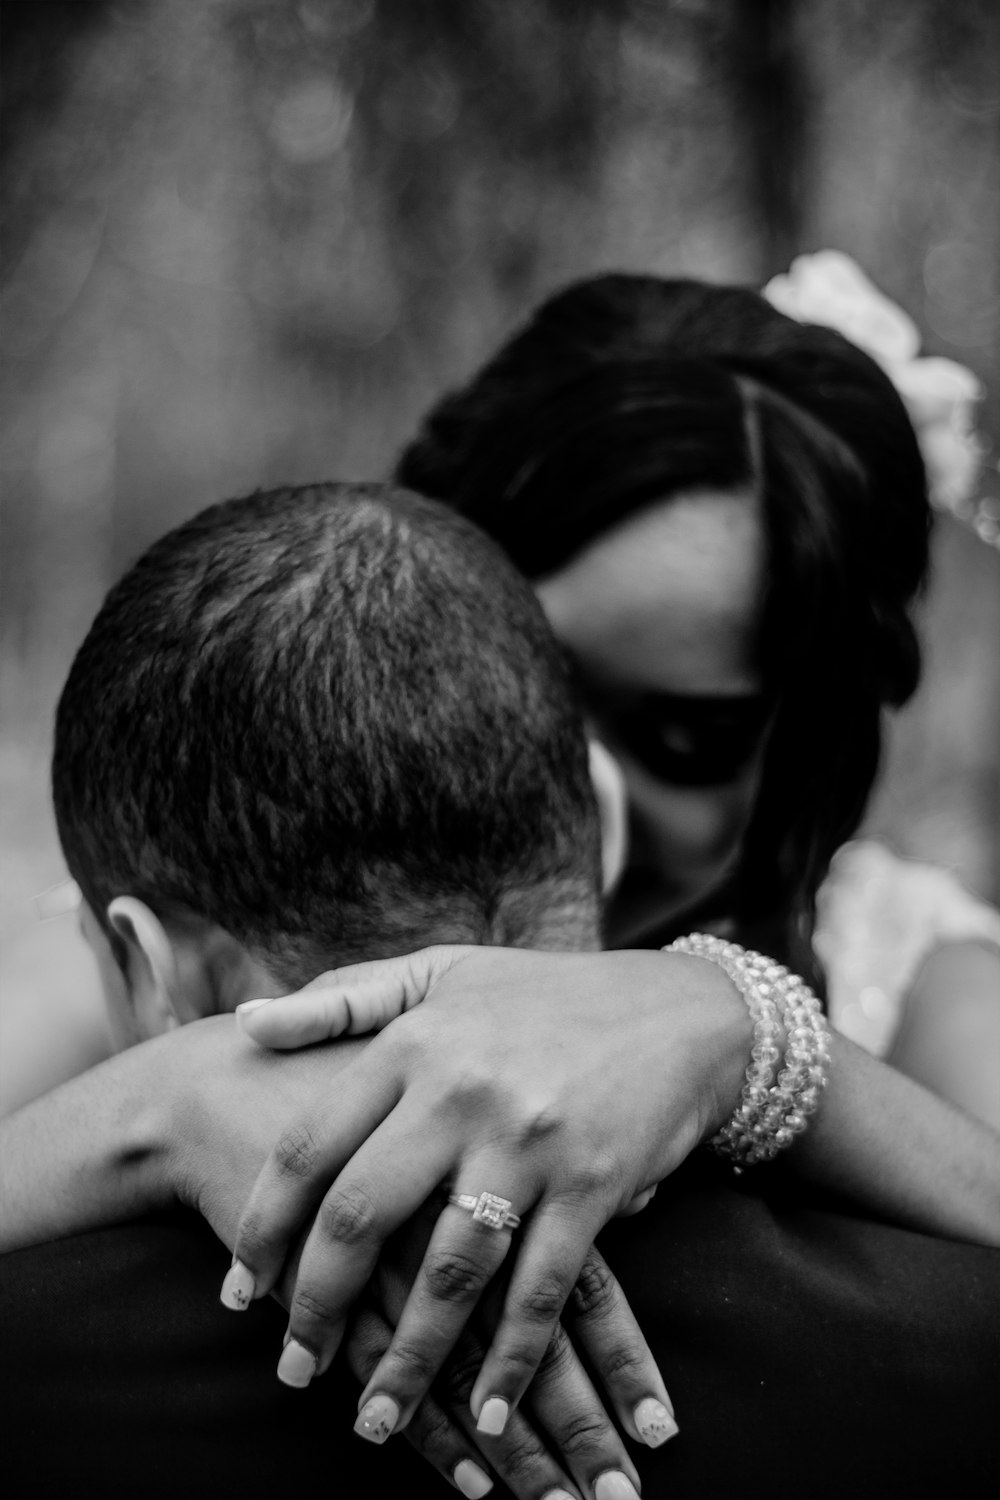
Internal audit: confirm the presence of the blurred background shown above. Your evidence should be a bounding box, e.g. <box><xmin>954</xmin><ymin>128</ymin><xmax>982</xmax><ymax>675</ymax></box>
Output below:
<box><xmin>2</xmin><ymin>0</ymin><xmax>999</xmax><ymax>939</ymax></box>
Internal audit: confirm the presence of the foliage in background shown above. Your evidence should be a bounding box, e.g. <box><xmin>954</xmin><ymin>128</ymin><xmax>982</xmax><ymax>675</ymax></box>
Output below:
<box><xmin>1</xmin><ymin>0</ymin><xmax>998</xmax><ymax>915</ymax></box>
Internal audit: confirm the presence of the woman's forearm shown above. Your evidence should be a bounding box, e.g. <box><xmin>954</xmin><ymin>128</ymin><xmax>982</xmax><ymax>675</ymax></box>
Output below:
<box><xmin>3</xmin><ymin>950</ymin><xmax>998</xmax><ymax>1263</ymax></box>
<box><xmin>234</xmin><ymin>944</ymin><xmax>1000</xmax><ymax>1248</ymax></box>
<box><xmin>0</xmin><ymin>1035</ymin><xmax>176</xmax><ymax>1251</ymax></box>
<box><xmin>640</xmin><ymin>945</ymin><xmax>1000</xmax><ymax>1246</ymax></box>
<box><xmin>786</xmin><ymin>1030</ymin><xmax>1000</xmax><ymax>1245</ymax></box>
<box><xmin>0</xmin><ymin>1016</ymin><xmax>364</xmax><ymax>1254</ymax></box>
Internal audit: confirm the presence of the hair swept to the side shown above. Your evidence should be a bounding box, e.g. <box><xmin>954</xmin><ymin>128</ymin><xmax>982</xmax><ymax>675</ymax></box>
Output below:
<box><xmin>396</xmin><ymin>274</ymin><xmax>932</xmax><ymax>972</ymax></box>
<box><xmin>53</xmin><ymin>482</ymin><xmax>600</xmax><ymax>985</ymax></box>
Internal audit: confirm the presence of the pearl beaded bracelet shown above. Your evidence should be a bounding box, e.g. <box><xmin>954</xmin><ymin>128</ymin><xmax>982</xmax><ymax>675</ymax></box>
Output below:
<box><xmin>664</xmin><ymin>933</ymin><xmax>831</xmax><ymax>1168</ymax></box>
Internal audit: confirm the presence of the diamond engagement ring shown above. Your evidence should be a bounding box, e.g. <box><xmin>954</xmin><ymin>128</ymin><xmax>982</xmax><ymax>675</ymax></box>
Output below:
<box><xmin>447</xmin><ymin>1192</ymin><xmax>521</xmax><ymax>1231</ymax></box>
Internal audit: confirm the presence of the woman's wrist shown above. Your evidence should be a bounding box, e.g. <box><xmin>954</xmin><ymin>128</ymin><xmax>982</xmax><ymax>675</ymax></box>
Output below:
<box><xmin>662</xmin><ymin>937</ymin><xmax>831</xmax><ymax>1168</ymax></box>
<box><xmin>643</xmin><ymin>948</ymin><xmax>756</xmax><ymax>1150</ymax></box>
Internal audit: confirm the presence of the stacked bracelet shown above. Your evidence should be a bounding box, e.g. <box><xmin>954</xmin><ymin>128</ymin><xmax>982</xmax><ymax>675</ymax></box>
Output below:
<box><xmin>664</xmin><ymin>933</ymin><xmax>831</xmax><ymax>1169</ymax></box>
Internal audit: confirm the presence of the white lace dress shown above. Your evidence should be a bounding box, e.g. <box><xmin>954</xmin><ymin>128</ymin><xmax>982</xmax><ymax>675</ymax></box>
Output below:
<box><xmin>815</xmin><ymin>839</ymin><xmax>1000</xmax><ymax>1055</ymax></box>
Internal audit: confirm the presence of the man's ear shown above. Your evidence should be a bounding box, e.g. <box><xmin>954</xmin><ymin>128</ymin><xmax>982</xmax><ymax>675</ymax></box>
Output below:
<box><xmin>588</xmin><ymin>738</ymin><xmax>628</xmax><ymax>894</ymax></box>
<box><xmin>106</xmin><ymin>897</ymin><xmax>187</xmax><ymax>1039</ymax></box>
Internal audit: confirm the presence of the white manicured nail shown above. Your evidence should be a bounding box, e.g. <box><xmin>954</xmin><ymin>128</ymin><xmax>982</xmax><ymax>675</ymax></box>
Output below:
<box><xmin>276</xmin><ymin>1339</ymin><xmax>316</xmax><ymax>1388</ymax></box>
<box><xmin>476</xmin><ymin>1396</ymin><xmax>509</xmax><ymax>1435</ymax></box>
<box><xmin>354</xmin><ymin>1393</ymin><xmax>400</xmax><ymax>1443</ymax></box>
<box><xmin>594</xmin><ymin>1474</ymin><xmax>640</xmax><ymax>1500</ymax></box>
<box><xmin>634</xmin><ymin>1394</ymin><xmax>678</xmax><ymax>1446</ymax></box>
<box><xmin>454</xmin><ymin>1459</ymin><xmax>493</xmax><ymax>1498</ymax></box>
<box><xmin>219</xmin><ymin>1258</ymin><xmax>255</xmax><ymax>1311</ymax></box>
<box><xmin>237</xmin><ymin>997</ymin><xmax>274</xmax><ymax>1016</ymax></box>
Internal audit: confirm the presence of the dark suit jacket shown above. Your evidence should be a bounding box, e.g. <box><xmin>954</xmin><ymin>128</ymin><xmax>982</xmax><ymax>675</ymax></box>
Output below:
<box><xmin>2</xmin><ymin>1155</ymin><xmax>997</xmax><ymax>1498</ymax></box>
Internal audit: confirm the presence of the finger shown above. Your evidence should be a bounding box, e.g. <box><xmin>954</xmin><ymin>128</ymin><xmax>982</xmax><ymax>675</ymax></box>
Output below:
<box><xmin>408</xmin><ymin>1407</ymin><xmax>498</xmax><ymax>1500</ymax></box>
<box><xmin>228</xmin><ymin>1041</ymin><xmax>404</xmax><ymax>1299</ymax></box>
<box><xmin>237</xmin><ymin>945</ymin><xmax>476</xmax><ymax>1049</ymax></box>
<box><xmin>357</xmin><ymin>1261</ymin><xmax>642</xmax><ymax>1500</ymax></box>
<box><xmin>468</xmin><ymin>1196</ymin><xmax>609</xmax><ymax>1425</ymax></box>
<box><xmin>356</xmin><ymin>1173</ymin><xmax>532</xmax><ymax>1428</ymax></box>
<box><xmin>563</xmin><ymin>1246</ymin><xmax>677</xmax><ymax>1449</ymax></box>
<box><xmin>516</xmin><ymin>1318</ymin><xmax>642</xmax><ymax>1500</ymax></box>
<box><xmin>346</xmin><ymin>1306</ymin><xmax>501</xmax><ymax>1498</ymax></box>
<box><xmin>435</xmin><ymin>1331</ymin><xmax>582</xmax><ymax>1500</ymax></box>
<box><xmin>278</xmin><ymin>1107</ymin><xmax>458</xmax><ymax>1384</ymax></box>
<box><xmin>379</xmin><ymin>1241</ymin><xmax>641</xmax><ymax>1498</ymax></box>
<box><xmin>616</xmin><ymin>1185</ymin><xmax>657</xmax><ymax>1218</ymax></box>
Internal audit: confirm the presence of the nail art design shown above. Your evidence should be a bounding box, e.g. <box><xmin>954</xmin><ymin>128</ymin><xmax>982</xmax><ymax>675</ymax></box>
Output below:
<box><xmin>219</xmin><ymin>1258</ymin><xmax>255</xmax><ymax>1311</ymax></box>
<box><xmin>353</xmin><ymin>1393</ymin><xmax>400</xmax><ymax>1445</ymax></box>
<box><xmin>633</xmin><ymin>1394</ymin><xmax>679</xmax><ymax>1447</ymax></box>
<box><xmin>453</xmin><ymin>1459</ymin><xmax>493</xmax><ymax>1498</ymax></box>
<box><xmin>476</xmin><ymin>1396</ymin><xmax>509</xmax><ymax>1436</ymax></box>
<box><xmin>276</xmin><ymin>1339</ymin><xmax>317</xmax><ymax>1388</ymax></box>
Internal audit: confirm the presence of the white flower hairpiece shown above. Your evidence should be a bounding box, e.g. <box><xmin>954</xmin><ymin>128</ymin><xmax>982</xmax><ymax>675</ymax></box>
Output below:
<box><xmin>762</xmin><ymin>250</ymin><xmax>988</xmax><ymax>523</ymax></box>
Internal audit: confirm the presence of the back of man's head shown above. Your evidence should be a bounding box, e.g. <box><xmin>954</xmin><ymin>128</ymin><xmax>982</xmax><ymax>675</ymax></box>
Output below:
<box><xmin>53</xmin><ymin>482</ymin><xmax>600</xmax><ymax>987</ymax></box>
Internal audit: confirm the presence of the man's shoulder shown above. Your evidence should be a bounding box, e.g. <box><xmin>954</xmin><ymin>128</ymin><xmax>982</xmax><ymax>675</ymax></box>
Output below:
<box><xmin>0</xmin><ymin>1212</ymin><xmax>458</xmax><ymax>1498</ymax></box>
<box><xmin>599</xmin><ymin>1154</ymin><xmax>1000</xmax><ymax>1495</ymax></box>
<box><xmin>4</xmin><ymin>1181</ymin><xmax>998</xmax><ymax>1498</ymax></box>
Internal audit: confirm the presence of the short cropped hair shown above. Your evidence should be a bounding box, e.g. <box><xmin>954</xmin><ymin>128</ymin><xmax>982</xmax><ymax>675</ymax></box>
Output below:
<box><xmin>397</xmin><ymin>274</ymin><xmax>931</xmax><ymax>972</ymax></box>
<box><xmin>53</xmin><ymin>483</ymin><xmax>600</xmax><ymax>984</ymax></box>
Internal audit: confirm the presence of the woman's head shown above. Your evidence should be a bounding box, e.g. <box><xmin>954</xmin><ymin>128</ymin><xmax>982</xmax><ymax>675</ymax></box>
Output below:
<box><xmin>397</xmin><ymin>275</ymin><xmax>932</xmax><ymax>961</ymax></box>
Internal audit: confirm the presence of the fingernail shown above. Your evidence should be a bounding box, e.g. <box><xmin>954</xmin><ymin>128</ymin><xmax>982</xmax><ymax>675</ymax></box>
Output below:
<box><xmin>353</xmin><ymin>1393</ymin><xmax>400</xmax><ymax>1444</ymax></box>
<box><xmin>454</xmin><ymin>1459</ymin><xmax>493</xmax><ymax>1498</ymax></box>
<box><xmin>594</xmin><ymin>1474</ymin><xmax>640</xmax><ymax>1500</ymax></box>
<box><xmin>476</xmin><ymin>1396</ymin><xmax>509</xmax><ymax>1436</ymax></box>
<box><xmin>237</xmin><ymin>997</ymin><xmax>274</xmax><ymax>1016</ymax></box>
<box><xmin>220</xmin><ymin>1258</ymin><xmax>255</xmax><ymax>1311</ymax></box>
<box><xmin>634</xmin><ymin>1394</ymin><xmax>679</xmax><ymax>1447</ymax></box>
<box><xmin>276</xmin><ymin>1339</ymin><xmax>317</xmax><ymax>1388</ymax></box>
<box><xmin>541</xmin><ymin>1491</ymin><xmax>577</xmax><ymax>1500</ymax></box>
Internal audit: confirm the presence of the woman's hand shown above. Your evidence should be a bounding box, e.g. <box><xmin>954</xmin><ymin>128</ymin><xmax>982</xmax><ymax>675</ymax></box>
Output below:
<box><xmin>231</xmin><ymin>944</ymin><xmax>751</xmax><ymax>1430</ymax></box>
<box><xmin>0</xmin><ymin>1011</ymin><xmax>672</xmax><ymax>1498</ymax></box>
<box><xmin>346</xmin><ymin>1208</ymin><xmax>673</xmax><ymax>1500</ymax></box>
<box><xmin>168</xmin><ymin>1008</ymin><xmax>676</xmax><ymax>1500</ymax></box>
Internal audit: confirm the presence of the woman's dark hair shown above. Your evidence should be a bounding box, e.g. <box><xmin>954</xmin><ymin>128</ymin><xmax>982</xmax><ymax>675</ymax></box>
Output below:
<box><xmin>396</xmin><ymin>274</ymin><xmax>932</xmax><ymax>970</ymax></box>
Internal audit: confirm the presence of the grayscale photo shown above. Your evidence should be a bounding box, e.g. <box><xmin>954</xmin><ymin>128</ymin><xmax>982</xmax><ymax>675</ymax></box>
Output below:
<box><xmin>1</xmin><ymin>3</ymin><xmax>998</xmax><ymax>1497</ymax></box>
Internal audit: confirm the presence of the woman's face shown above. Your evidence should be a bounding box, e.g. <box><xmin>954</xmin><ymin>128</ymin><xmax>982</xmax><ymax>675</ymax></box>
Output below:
<box><xmin>536</xmin><ymin>488</ymin><xmax>772</xmax><ymax>944</ymax></box>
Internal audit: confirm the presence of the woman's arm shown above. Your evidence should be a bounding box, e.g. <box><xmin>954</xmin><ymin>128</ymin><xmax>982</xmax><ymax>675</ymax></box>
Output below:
<box><xmin>239</xmin><ymin>943</ymin><xmax>1000</xmax><ymax>1242</ymax></box>
<box><xmin>0</xmin><ymin>1011</ymin><xmax>673</xmax><ymax>1499</ymax></box>
<box><xmin>228</xmin><ymin>942</ymin><xmax>1000</xmax><ymax>1431</ymax></box>
<box><xmin>0</xmin><ymin>1018</ymin><xmax>330</xmax><ymax>1252</ymax></box>
<box><xmin>790</xmin><ymin>1026</ymin><xmax>1000</xmax><ymax>1237</ymax></box>
<box><xmin>0</xmin><ymin>1039</ymin><xmax>171</xmax><ymax>1251</ymax></box>
<box><xmin>4</xmin><ymin>943</ymin><xmax>998</xmax><ymax>1443</ymax></box>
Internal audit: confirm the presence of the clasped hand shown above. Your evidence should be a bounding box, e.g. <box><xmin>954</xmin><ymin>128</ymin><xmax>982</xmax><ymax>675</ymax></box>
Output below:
<box><xmin>218</xmin><ymin>946</ymin><xmax>749</xmax><ymax>1476</ymax></box>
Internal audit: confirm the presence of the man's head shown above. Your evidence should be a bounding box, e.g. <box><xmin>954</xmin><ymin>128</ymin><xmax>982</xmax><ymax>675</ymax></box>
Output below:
<box><xmin>53</xmin><ymin>482</ymin><xmax>603</xmax><ymax>1044</ymax></box>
